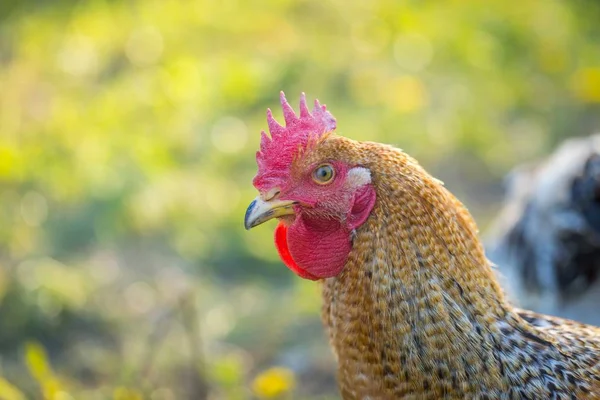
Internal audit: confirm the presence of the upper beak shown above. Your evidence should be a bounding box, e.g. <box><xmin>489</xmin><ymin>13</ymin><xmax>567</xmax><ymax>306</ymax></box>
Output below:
<box><xmin>244</xmin><ymin>196</ymin><xmax>297</xmax><ymax>230</ymax></box>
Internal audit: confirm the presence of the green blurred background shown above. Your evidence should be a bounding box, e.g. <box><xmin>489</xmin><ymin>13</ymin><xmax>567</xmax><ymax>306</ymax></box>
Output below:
<box><xmin>0</xmin><ymin>0</ymin><xmax>599</xmax><ymax>398</ymax></box>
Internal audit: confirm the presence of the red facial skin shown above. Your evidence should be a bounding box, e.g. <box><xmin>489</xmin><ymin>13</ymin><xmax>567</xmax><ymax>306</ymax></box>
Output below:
<box><xmin>255</xmin><ymin>161</ymin><xmax>376</xmax><ymax>280</ymax></box>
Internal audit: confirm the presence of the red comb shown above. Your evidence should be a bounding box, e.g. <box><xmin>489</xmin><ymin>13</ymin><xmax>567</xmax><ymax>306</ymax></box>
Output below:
<box><xmin>254</xmin><ymin>92</ymin><xmax>336</xmax><ymax>189</ymax></box>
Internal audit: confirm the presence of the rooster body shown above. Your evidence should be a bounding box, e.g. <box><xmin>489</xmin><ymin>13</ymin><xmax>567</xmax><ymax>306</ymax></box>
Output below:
<box><xmin>245</xmin><ymin>93</ymin><xmax>600</xmax><ymax>398</ymax></box>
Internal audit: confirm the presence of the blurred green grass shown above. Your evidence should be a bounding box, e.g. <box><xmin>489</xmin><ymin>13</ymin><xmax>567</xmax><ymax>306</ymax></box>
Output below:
<box><xmin>0</xmin><ymin>0</ymin><xmax>599</xmax><ymax>398</ymax></box>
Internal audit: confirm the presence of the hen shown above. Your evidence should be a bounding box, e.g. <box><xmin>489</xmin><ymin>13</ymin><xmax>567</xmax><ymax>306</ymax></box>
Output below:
<box><xmin>488</xmin><ymin>134</ymin><xmax>600</xmax><ymax>326</ymax></box>
<box><xmin>244</xmin><ymin>92</ymin><xmax>600</xmax><ymax>399</ymax></box>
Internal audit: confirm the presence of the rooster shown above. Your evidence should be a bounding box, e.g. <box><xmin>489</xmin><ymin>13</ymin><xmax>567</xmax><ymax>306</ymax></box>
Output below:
<box><xmin>244</xmin><ymin>92</ymin><xmax>600</xmax><ymax>398</ymax></box>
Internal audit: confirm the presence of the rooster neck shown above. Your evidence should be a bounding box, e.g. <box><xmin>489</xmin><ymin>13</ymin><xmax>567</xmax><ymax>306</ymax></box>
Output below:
<box><xmin>319</xmin><ymin>146</ymin><xmax>533</xmax><ymax>395</ymax></box>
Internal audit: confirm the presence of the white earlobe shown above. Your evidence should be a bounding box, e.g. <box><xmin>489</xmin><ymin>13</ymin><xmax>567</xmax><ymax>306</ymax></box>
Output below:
<box><xmin>346</xmin><ymin>167</ymin><xmax>372</xmax><ymax>188</ymax></box>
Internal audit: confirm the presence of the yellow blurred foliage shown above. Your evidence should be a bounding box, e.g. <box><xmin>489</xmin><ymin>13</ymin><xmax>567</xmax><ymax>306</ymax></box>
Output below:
<box><xmin>113</xmin><ymin>387</ymin><xmax>144</xmax><ymax>400</ymax></box>
<box><xmin>0</xmin><ymin>377</ymin><xmax>26</xmax><ymax>400</ymax></box>
<box><xmin>0</xmin><ymin>146</ymin><xmax>20</xmax><ymax>180</ymax></box>
<box><xmin>25</xmin><ymin>341</ymin><xmax>71</xmax><ymax>400</ymax></box>
<box><xmin>25</xmin><ymin>341</ymin><xmax>52</xmax><ymax>383</ymax></box>
<box><xmin>252</xmin><ymin>367</ymin><xmax>296</xmax><ymax>399</ymax></box>
<box><xmin>571</xmin><ymin>68</ymin><xmax>600</xmax><ymax>103</ymax></box>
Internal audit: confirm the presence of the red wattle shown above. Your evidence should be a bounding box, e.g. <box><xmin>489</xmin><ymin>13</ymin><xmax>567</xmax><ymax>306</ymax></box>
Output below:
<box><xmin>274</xmin><ymin>222</ymin><xmax>319</xmax><ymax>281</ymax></box>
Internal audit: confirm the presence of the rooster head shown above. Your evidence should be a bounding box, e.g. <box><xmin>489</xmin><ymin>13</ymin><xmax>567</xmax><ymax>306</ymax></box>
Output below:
<box><xmin>244</xmin><ymin>92</ymin><xmax>377</xmax><ymax>280</ymax></box>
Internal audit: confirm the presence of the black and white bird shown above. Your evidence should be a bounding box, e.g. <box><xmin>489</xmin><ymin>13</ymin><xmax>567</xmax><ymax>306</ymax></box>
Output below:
<box><xmin>487</xmin><ymin>134</ymin><xmax>600</xmax><ymax>326</ymax></box>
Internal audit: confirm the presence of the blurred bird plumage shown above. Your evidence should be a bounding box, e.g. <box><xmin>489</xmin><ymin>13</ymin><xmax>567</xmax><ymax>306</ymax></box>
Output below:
<box><xmin>488</xmin><ymin>134</ymin><xmax>600</xmax><ymax>326</ymax></box>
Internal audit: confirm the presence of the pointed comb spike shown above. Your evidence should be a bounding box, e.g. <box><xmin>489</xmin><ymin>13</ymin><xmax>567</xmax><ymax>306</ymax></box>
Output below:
<box><xmin>266</xmin><ymin>108</ymin><xmax>284</xmax><ymax>136</ymax></box>
<box><xmin>260</xmin><ymin>130</ymin><xmax>271</xmax><ymax>152</ymax></box>
<box><xmin>280</xmin><ymin>91</ymin><xmax>297</xmax><ymax>126</ymax></box>
<box><xmin>299</xmin><ymin>92</ymin><xmax>310</xmax><ymax>118</ymax></box>
<box><xmin>313</xmin><ymin>99</ymin><xmax>323</xmax><ymax>114</ymax></box>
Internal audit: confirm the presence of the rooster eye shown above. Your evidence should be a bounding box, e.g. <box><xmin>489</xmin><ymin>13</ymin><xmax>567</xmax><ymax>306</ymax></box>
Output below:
<box><xmin>312</xmin><ymin>164</ymin><xmax>335</xmax><ymax>184</ymax></box>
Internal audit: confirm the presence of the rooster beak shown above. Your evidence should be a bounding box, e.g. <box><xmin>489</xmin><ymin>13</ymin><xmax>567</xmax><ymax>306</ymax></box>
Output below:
<box><xmin>244</xmin><ymin>197</ymin><xmax>297</xmax><ymax>230</ymax></box>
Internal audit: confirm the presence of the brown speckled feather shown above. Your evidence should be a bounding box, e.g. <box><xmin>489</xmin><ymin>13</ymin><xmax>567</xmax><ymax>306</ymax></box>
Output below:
<box><xmin>304</xmin><ymin>135</ymin><xmax>600</xmax><ymax>399</ymax></box>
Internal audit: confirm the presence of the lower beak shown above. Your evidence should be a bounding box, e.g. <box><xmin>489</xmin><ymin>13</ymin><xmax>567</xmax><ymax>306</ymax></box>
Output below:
<box><xmin>244</xmin><ymin>197</ymin><xmax>297</xmax><ymax>230</ymax></box>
